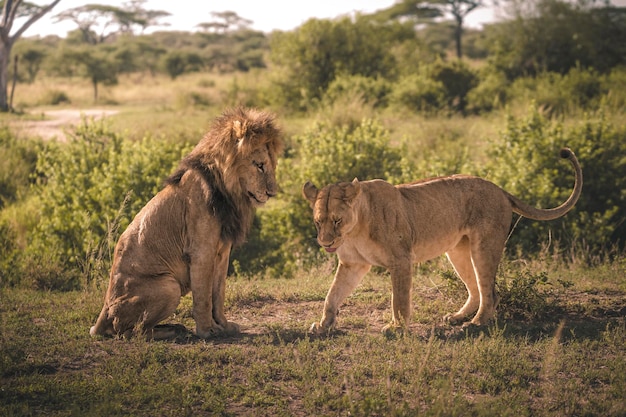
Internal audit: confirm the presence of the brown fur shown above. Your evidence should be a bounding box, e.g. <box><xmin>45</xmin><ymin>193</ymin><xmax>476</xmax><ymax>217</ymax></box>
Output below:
<box><xmin>303</xmin><ymin>148</ymin><xmax>582</xmax><ymax>333</ymax></box>
<box><xmin>90</xmin><ymin>107</ymin><xmax>283</xmax><ymax>339</ymax></box>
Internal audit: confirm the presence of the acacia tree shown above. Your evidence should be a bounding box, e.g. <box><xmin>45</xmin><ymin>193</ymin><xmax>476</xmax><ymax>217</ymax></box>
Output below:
<box><xmin>382</xmin><ymin>0</ymin><xmax>485</xmax><ymax>58</ymax></box>
<box><xmin>53</xmin><ymin>2</ymin><xmax>170</xmax><ymax>44</ymax></box>
<box><xmin>0</xmin><ymin>0</ymin><xmax>61</xmax><ymax>111</ymax></box>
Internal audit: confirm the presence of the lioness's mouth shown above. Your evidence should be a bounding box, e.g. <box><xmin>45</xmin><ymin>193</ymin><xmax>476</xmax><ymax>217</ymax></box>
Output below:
<box><xmin>325</xmin><ymin>247</ymin><xmax>337</xmax><ymax>253</ymax></box>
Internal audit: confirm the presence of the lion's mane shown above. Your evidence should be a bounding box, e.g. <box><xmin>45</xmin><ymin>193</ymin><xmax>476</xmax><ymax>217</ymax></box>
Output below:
<box><xmin>166</xmin><ymin>107</ymin><xmax>282</xmax><ymax>246</ymax></box>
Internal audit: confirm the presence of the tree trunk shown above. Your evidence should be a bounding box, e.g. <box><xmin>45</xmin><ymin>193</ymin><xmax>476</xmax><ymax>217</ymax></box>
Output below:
<box><xmin>92</xmin><ymin>78</ymin><xmax>98</xmax><ymax>103</ymax></box>
<box><xmin>0</xmin><ymin>42</ymin><xmax>12</xmax><ymax>112</ymax></box>
<box><xmin>454</xmin><ymin>16</ymin><xmax>463</xmax><ymax>59</ymax></box>
<box><xmin>9</xmin><ymin>54</ymin><xmax>17</xmax><ymax>111</ymax></box>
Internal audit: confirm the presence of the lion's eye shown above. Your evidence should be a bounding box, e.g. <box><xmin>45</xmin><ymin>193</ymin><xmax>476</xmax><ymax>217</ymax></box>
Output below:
<box><xmin>255</xmin><ymin>161</ymin><xmax>265</xmax><ymax>173</ymax></box>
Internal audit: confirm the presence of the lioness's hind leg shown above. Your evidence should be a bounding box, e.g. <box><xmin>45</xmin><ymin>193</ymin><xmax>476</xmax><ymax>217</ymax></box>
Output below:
<box><xmin>468</xmin><ymin>237</ymin><xmax>506</xmax><ymax>326</ymax></box>
<box><xmin>445</xmin><ymin>236</ymin><xmax>480</xmax><ymax>325</ymax></box>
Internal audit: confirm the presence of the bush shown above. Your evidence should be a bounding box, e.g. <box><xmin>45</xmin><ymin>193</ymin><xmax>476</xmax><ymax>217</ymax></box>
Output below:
<box><xmin>390</xmin><ymin>74</ymin><xmax>446</xmax><ymax>113</ymax></box>
<box><xmin>467</xmin><ymin>70</ymin><xmax>509</xmax><ymax>113</ymax></box>
<box><xmin>38</xmin><ymin>89</ymin><xmax>70</xmax><ymax>105</ymax></box>
<box><xmin>0</xmin><ymin>128</ymin><xmax>42</xmax><ymax>209</ymax></box>
<box><xmin>486</xmin><ymin>105</ymin><xmax>626</xmax><ymax>257</ymax></box>
<box><xmin>426</xmin><ymin>60</ymin><xmax>478</xmax><ymax>112</ymax></box>
<box><xmin>322</xmin><ymin>75</ymin><xmax>391</xmax><ymax>109</ymax></box>
<box><xmin>27</xmin><ymin>119</ymin><xmax>192</xmax><ymax>287</ymax></box>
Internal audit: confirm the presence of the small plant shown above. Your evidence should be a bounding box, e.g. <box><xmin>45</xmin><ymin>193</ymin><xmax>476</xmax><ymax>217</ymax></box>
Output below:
<box><xmin>38</xmin><ymin>89</ymin><xmax>70</xmax><ymax>105</ymax></box>
<box><xmin>497</xmin><ymin>269</ymin><xmax>553</xmax><ymax>321</ymax></box>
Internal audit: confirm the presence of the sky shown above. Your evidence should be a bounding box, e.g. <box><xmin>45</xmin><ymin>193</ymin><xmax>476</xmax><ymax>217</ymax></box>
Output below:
<box><xmin>20</xmin><ymin>0</ymin><xmax>499</xmax><ymax>38</ymax></box>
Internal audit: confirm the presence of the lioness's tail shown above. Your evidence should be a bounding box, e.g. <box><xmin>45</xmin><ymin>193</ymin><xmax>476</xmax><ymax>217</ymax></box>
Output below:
<box><xmin>506</xmin><ymin>148</ymin><xmax>582</xmax><ymax>221</ymax></box>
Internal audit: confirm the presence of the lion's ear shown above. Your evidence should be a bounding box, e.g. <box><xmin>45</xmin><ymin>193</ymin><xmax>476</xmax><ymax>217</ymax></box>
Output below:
<box><xmin>233</xmin><ymin>120</ymin><xmax>248</xmax><ymax>142</ymax></box>
<box><xmin>302</xmin><ymin>181</ymin><xmax>319</xmax><ymax>206</ymax></box>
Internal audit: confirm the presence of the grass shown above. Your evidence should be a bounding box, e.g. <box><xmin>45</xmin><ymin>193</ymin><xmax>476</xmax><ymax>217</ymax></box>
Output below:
<box><xmin>1</xmin><ymin>260</ymin><xmax>625</xmax><ymax>416</ymax></box>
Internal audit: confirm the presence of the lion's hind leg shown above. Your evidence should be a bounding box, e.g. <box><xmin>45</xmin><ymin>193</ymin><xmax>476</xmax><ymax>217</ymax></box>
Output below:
<box><xmin>95</xmin><ymin>274</ymin><xmax>183</xmax><ymax>339</ymax></box>
<box><xmin>444</xmin><ymin>236</ymin><xmax>480</xmax><ymax>325</ymax></box>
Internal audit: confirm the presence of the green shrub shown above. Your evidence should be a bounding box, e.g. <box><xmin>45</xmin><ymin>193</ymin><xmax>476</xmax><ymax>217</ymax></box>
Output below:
<box><xmin>0</xmin><ymin>127</ymin><xmax>42</xmax><ymax>209</ymax></box>
<box><xmin>38</xmin><ymin>89</ymin><xmax>70</xmax><ymax>105</ymax></box>
<box><xmin>27</xmin><ymin>119</ymin><xmax>192</xmax><ymax>287</ymax></box>
<box><xmin>486</xmin><ymin>105</ymin><xmax>626</xmax><ymax>257</ymax></box>
<box><xmin>426</xmin><ymin>59</ymin><xmax>478</xmax><ymax>112</ymax></box>
<box><xmin>0</xmin><ymin>220</ymin><xmax>21</xmax><ymax>287</ymax></box>
<box><xmin>389</xmin><ymin>74</ymin><xmax>446</xmax><ymax>113</ymax></box>
<box><xmin>467</xmin><ymin>70</ymin><xmax>509</xmax><ymax>113</ymax></box>
<box><xmin>509</xmin><ymin>68</ymin><xmax>609</xmax><ymax>116</ymax></box>
<box><xmin>322</xmin><ymin>75</ymin><xmax>391</xmax><ymax>109</ymax></box>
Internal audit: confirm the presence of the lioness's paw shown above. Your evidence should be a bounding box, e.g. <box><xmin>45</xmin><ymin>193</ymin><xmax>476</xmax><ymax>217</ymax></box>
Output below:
<box><xmin>382</xmin><ymin>323</ymin><xmax>406</xmax><ymax>338</ymax></box>
<box><xmin>308</xmin><ymin>322</ymin><xmax>332</xmax><ymax>335</ymax></box>
<box><xmin>196</xmin><ymin>321</ymin><xmax>240</xmax><ymax>338</ymax></box>
<box><xmin>224</xmin><ymin>321</ymin><xmax>241</xmax><ymax>335</ymax></box>
<box><xmin>443</xmin><ymin>313</ymin><xmax>465</xmax><ymax>326</ymax></box>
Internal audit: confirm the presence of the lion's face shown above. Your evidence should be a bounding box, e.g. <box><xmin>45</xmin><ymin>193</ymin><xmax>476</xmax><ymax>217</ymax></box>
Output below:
<box><xmin>302</xmin><ymin>180</ymin><xmax>362</xmax><ymax>253</ymax></box>
<box><xmin>241</xmin><ymin>145</ymin><xmax>278</xmax><ymax>207</ymax></box>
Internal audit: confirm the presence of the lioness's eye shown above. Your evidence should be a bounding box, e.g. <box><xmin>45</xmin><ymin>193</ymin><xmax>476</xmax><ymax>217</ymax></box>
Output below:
<box><xmin>333</xmin><ymin>218</ymin><xmax>342</xmax><ymax>226</ymax></box>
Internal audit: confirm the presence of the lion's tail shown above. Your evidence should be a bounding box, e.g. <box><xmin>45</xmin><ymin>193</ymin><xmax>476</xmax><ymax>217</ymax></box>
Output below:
<box><xmin>506</xmin><ymin>148</ymin><xmax>582</xmax><ymax>221</ymax></box>
<box><xmin>90</xmin><ymin>304</ymin><xmax>114</xmax><ymax>337</ymax></box>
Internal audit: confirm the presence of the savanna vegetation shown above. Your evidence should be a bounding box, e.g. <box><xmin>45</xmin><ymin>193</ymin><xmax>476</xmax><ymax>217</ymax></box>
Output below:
<box><xmin>1</xmin><ymin>0</ymin><xmax>625</xmax><ymax>415</ymax></box>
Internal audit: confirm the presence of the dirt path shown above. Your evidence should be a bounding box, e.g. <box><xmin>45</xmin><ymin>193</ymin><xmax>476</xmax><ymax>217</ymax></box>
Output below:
<box><xmin>13</xmin><ymin>109</ymin><xmax>119</xmax><ymax>141</ymax></box>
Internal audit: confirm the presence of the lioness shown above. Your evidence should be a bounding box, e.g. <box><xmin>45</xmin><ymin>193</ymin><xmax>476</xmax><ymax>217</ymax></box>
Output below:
<box><xmin>90</xmin><ymin>107</ymin><xmax>282</xmax><ymax>339</ymax></box>
<box><xmin>303</xmin><ymin>148</ymin><xmax>582</xmax><ymax>333</ymax></box>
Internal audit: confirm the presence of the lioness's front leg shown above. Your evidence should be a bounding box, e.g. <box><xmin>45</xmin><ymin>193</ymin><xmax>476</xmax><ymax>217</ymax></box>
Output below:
<box><xmin>310</xmin><ymin>261</ymin><xmax>371</xmax><ymax>334</ymax></box>
<box><xmin>383</xmin><ymin>261</ymin><xmax>413</xmax><ymax>333</ymax></box>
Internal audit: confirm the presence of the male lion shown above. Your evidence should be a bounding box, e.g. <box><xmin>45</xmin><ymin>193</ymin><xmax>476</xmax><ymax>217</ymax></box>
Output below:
<box><xmin>90</xmin><ymin>107</ymin><xmax>282</xmax><ymax>339</ymax></box>
<box><xmin>303</xmin><ymin>148</ymin><xmax>582</xmax><ymax>333</ymax></box>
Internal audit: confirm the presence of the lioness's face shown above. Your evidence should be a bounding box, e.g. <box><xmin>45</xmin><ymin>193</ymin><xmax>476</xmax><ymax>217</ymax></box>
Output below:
<box><xmin>243</xmin><ymin>145</ymin><xmax>278</xmax><ymax>206</ymax></box>
<box><xmin>303</xmin><ymin>180</ymin><xmax>361</xmax><ymax>253</ymax></box>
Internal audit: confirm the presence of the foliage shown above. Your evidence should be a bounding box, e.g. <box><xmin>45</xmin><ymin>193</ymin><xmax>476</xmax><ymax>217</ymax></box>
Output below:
<box><xmin>483</xmin><ymin>0</ymin><xmax>626</xmax><ymax>79</ymax></box>
<box><xmin>390</xmin><ymin>73</ymin><xmax>447</xmax><ymax>113</ymax></box>
<box><xmin>389</xmin><ymin>59</ymin><xmax>478</xmax><ymax>113</ymax></box>
<box><xmin>269</xmin><ymin>17</ymin><xmax>412</xmax><ymax>111</ymax></box>
<box><xmin>26</xmin><ymin>119</ymin><xmax>192</xmax><ymax>286</ymax></box>
<box><xmin>486</xmin><ymin>105</ymin><xmax>626</xmax><ymax>256</ymax></box>
<box><xmin>0</xmin><ymin>127</ymin><xmax>41</xmax><ymax>209</ymax></box>
<box><xmin>322</xmin><ymin>74</ymin><xmax>391</xmax><ymax>109</ymax></box>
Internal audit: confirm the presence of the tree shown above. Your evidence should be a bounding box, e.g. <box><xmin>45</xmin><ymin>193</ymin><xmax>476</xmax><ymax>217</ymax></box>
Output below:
<box><xmin>379</xmin><ymin>0</ymin><xmax>485</xmax><ymax>58</ymax></box>
<box><xmin>57</xmin><ymin>46</ymin><xmax>118</xmax><ymax>102</ymax></box>
<box><xmin>485</xmin><ymin>0</ymin><xmax>626</xmax><ymax>78</ymax></box>
<box><xmin>196</xmin><ymin>11</ymin><xmax>252</xmax><ymax>33</ymax></box>
<box><xmin>53</xmin><ymin>2</ymin><xmax>170</xmax><ymax>44</ymax></box>
<box><xmin>0</xmin><ymin>0</ymin><xmax>61</xmax><ymax>111</ymax></box>
<box><xmin>269</xmin><ymin>17</ymin><xmax>412</xmax><ymax>110</ymax></box>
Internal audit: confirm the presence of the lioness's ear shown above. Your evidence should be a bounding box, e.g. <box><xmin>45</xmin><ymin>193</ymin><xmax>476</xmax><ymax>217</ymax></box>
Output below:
<box><xmin>302</xmin><ymin>181</ymin><xmax>319</xmax><ymax>206</ymax></box>
<box><xmin>343</xmin><ymin>180</ymin><xmax>361</xmax><ymax>206</ymax></box>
